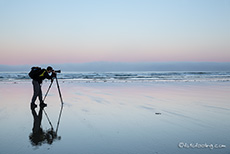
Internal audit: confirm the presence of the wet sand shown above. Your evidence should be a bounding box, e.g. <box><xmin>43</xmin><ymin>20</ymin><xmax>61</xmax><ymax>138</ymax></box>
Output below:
<box><xmin>0</xmin><ymin>80</ymin><xmax>229</xmax><ymax>154</ymax></box>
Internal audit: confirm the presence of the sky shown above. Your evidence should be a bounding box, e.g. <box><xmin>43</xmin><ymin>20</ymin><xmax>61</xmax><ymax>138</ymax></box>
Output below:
<box><xmin>0</xmin><ymin>0</ymin><xmax>230</xmax><ymax>65</ymax></box>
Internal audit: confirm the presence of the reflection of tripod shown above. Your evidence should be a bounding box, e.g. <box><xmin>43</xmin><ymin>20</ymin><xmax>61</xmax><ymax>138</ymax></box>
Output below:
<box><xmin>30</xmin><ymin>106</ymin><xmax>62</xmax><ymax>146</ymax></box>
<box><xmin>43</xmin><ymin>76</ymin><xmax>64</xmax><ymax>133</ymax></box>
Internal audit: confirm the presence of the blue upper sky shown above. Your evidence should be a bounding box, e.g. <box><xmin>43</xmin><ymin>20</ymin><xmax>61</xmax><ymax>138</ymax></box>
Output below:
<box><xmin>0</xmin><ymin>0</ymin><xmax>229</xmax><ymax>65</ymax></box>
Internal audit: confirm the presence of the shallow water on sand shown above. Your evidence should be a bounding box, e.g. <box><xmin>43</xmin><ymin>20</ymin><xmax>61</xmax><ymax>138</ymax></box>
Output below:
<box><xmin>0</xmin><ymin>81</ymin><xmax>229</xmax><ymax>154</ymax></box>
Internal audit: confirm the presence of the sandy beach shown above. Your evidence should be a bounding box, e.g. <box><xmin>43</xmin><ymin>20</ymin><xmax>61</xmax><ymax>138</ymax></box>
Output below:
<box><xmin>0</xmin><ymin>80</ymin><xmax>229</xmax><ymax>154</ymax></box>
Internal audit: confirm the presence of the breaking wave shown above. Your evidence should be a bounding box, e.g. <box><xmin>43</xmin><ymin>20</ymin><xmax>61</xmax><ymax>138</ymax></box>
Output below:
<box><xmin>0</xmin><ymin>71</ymin><xmax>230</xmax><ymax>82</ymax></box>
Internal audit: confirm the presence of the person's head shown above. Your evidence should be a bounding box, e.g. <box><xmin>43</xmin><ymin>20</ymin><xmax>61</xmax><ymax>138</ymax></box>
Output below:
<box><xmin>47</xmin><ymin>66</ymin><xmax>53</xmax><ymax>73</ymax></box>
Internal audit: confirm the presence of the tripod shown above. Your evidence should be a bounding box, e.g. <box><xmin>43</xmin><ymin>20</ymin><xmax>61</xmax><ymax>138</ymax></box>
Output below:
<box><xmin>43</xmin><ymin>76</ymin><xmax>64</xmax><ymax>133</ymax></box>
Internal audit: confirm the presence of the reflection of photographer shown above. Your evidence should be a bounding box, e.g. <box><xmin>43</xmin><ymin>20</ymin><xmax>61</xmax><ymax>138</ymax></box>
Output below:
<box><xmin>29</xmin><ymin>106</ymin><xmax>61</xmax><ymax>146</ymax></box>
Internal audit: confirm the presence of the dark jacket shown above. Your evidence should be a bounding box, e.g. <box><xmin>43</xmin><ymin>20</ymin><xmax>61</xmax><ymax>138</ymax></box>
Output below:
<box><xmin>34</xmin><ymin>69</ymin><xmax>53</xmax><ymax>84</ymax></box>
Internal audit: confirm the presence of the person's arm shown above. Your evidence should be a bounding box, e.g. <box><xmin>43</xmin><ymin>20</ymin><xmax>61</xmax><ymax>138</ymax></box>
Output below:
<box><xmin>44</xmin><ymin>71</ymin><xmax>53</xmax><ymax>80</ymax></box>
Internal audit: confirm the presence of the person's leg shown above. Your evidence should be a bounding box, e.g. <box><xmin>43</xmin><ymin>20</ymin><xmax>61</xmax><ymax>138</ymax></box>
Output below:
<box><xmin>31</xmin><ymin>80</ymin><xmax>40</xmax><ymax>104</ymax></box>
<box><xmin>39</xmin><ymin>84</ymin><xmax>47</xmax><ymax>107</ymax></box>
<box><xmin>31</xmin><ymin>80</ymin><xmax>40</xmax><ymax>109</ymax></box>
<box><xmin>38</xmin><ymin>84</ymin><xmax>43</xmax><ymax>103</ymax></box>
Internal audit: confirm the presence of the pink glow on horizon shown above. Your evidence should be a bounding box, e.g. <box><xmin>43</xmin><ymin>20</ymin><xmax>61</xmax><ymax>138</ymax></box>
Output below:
<box><xmin>1</xmin><ymin>49</ymin><xmax>230</xmax><ymax>65</ymax></box>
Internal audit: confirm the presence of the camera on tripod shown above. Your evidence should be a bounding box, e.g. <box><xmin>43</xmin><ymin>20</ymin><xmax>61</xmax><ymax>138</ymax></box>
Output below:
<box><xmin>54</xmin><ymin>70</ymin><xmax>61</xmax><ymax>73</ymax></box>
<box><xmin>51</xmin><ymin>70</ymin><xmax>61</xmax><ymax>78</ymax></box>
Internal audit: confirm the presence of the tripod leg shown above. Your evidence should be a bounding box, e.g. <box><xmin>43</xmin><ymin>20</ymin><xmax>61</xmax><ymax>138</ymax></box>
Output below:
<box><xmin>43</xmin><ymin>80</ymin><xmax>54</xmax><ymax>102</ymax></box>
<box><xmin>43</xmin><ymin>109</ymin><xmax>54</xmax><ymax>130</ymax></box>
<box><xmin>56</xmin><ymin>103</ymin><xmax>64</xmax><ymax>133</ymax></box>
<box><xmin>55</xmin><ymin>77</ymin><xmax>64</xmax><ymax>105</ymax></box>
<box><xmin>42</xmin><ymin>80</ymin><xmax>54</xmax><ymax>129</ymax></box>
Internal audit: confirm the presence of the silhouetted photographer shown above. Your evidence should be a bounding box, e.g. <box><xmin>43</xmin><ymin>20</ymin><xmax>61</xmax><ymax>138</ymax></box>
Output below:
<box><xmin>29</xmin><ymin>66</ymin><xmax>57</xmax><ymax>109</ymax></box>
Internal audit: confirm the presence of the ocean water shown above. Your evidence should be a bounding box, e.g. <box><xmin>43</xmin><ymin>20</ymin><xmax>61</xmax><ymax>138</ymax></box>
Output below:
<box><xmin>0</xmin><ymin>71</ymin><xmax>230</xmax><ymax>82</ymax></box>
